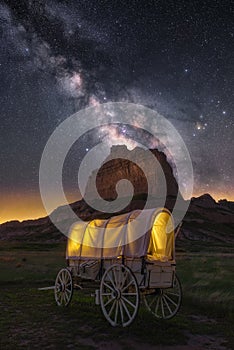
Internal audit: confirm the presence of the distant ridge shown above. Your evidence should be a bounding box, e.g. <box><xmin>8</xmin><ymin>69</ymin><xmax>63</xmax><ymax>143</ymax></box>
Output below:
<box><xmin>1</xmin><ymin>145</ymin><xmax>234</xmax><ymax>243</ymax></box>
<box><xmin>0</xmin><ymin>193</ymin><xmax>234</xmax><ymax>243</ymax></box>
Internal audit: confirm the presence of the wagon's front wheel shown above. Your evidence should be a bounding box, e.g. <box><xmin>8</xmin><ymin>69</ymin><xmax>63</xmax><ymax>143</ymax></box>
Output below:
<box><xmin>54</xmin><ymin>268</ymin><xmax>73</xmax><ymax>307</ymax></box>
<box><xmin>143</xmin><ymin>273</ymin><xmax>182</xmax><ymax>319</ymax></box>
<box><xmin>100</xmin><ymin>264</ymin><xmax>139</xmax><ymax>327</ymax></box>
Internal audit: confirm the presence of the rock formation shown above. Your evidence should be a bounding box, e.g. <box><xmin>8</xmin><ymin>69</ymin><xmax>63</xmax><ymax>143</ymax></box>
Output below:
<box><xmin>179</xmin><ymin>194</ymin><xmax>234</xmax><ymax>243</ymax></box>
<box><xmin>84</xmin><ymin>145</ymin><xmax>180</xmax><ymax>211</ymax></box>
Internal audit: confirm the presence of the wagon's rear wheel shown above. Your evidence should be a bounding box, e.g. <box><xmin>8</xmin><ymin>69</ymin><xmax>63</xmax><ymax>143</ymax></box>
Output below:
<box><xmin>100</xmin><ymin>264</ymin><xmax>139</xmax><ymax>327</ymax></box>
<box><xmin>143</xmin><ymin>274</ymin><xmax>182</xmax><ymax>319</ymax></box>
<box><xmin>54</xmin><ymin>268</ymin><xmax>73</xmax><ymax>307</ymax></box>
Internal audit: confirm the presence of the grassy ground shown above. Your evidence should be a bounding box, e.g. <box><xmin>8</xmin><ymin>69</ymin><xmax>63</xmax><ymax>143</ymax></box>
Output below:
<box><xmin>0</xmin><ymin>241</ymin><xmax>233</xmax><ymax>349</ymax></box>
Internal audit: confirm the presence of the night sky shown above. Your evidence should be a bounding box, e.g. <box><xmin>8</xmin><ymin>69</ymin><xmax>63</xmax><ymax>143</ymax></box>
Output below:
<box><xmin>0</xmin><ymin>0</ymin><xmax>233</xmax><ymax>223</ymax></box>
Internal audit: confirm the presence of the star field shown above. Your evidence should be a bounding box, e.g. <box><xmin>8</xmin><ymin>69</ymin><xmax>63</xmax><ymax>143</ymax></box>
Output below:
<box><xmin>0</xmin><ymin>0</ymin><xmax>233</xmax><ymax>222</ymax></box>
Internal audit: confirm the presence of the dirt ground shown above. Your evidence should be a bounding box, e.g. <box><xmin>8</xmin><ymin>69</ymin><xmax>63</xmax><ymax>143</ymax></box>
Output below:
<box><xmin>72</xmin><ymin>332</ymin><xmax>229</xmax><ymax>350</ymax></box>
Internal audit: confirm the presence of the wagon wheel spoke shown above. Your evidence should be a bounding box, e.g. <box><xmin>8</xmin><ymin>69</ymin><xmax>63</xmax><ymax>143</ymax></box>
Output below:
<box><xmin>119</xmin><ymin>299</ymin><xmax>124</xmax><ymax>324</ymax></box>
<box><xmin>108</xmin><ymin>299</ymin><xmax>117</xmax><ymax>317</ymax></box>
<box><xmin>57</xmin><ymin>292</ymin><xmax>62</xmax><ymax>305</ymax></box>
<box><xmin>103</xmin><ymin>281</ymin><xmax>114</xmax><ymax>292</ymax></box>
<box><xmin>143</xmin><ymin>274</ymin><xmax>182</xmax><ymax>319</ymax></box>
<box><xmin>148</xmin><ymin>295</ymin><xmax>156</xmax><ymax>309</ymax></box>
<box><xmin>121</xmin><ymin>279</ymin><xmax>134</xmax><ymax>292</ymax></box>
<box><xmin>100</xmin><ymin>264</ymin><xmax>139</xmax><ymax>327</ymax></box>
<box><xmin>63</xmin><ymin>292</ymin><xmax>68</xmax><ymax>303</ymax></box>
<box><xmin>164</xmin><ymin>294</ymin><xmax>178</xmax><ymax>307</ymax></box>
<box><xmin>113</xmin><ymin>268</ymin><xmax>119</xmax><ymax>288</ymax></box>
<box><xmin>62</xmin><ymin>270</ymin><xmax>67</xmax><ymax>283</ymax></box>
<box><xmin>119</xmin><ymin>270</ymin><xmax>128</xmax><ymax>289</ymax></box>
<box><xmin>104</xmin><ymin>296</ymin><xmax>115</xmax><ymax>307</ymax></box>
<box><xmin>154</xmin><ymin>295</ymin><xmax>160</xmax><ymax>315</ymax></box>
<box><xmin>62</xmin><ymin>294</ymin><xmax>66</xmax><ymax>305</ymax></box>
<box><xmin>166</xmin><ymin>291</ymin><xmax>180</xmax><ymax>297</ymax></box>
<box><xmin>65</xmin><ymin>287</ymin><xmax>72</xmax><ymax>294</ymax></box>
<box><xmin>61</xmin><ymin>270</ymin><xmax>65</xmax><ymax>281</ymax></box>
<box><xmin>114</xmin><ymin>301</ymin><xmax>119</xmax><ymax>324</ymax></box>
<box><xmin>64</xmin><ymin>276</ymin><xmax>70</xmax><ymax>284</ymax></box>
<box><xmin>106</xmin><ymin>272</ymin><xmax>116</xmax><ymax>289</ymax></box>
<box><xmin>120</xmin><ymin>299</ymin><xmax>131</xmax><ymax>321</ymax></box>
<box><xmin>161</xmin><ymin>297</ymin><xmax>165</xmax><ymax>318</ymax></box>
<box><xmin>64</xmin><ymin>272</ymin><xmax>70</xmax><ymax>284</ymax></box>
<box><xmin>162</xmin><ymin>295</ymin><xmax>172</xmax><ymax>315</ymax></box>
<box><xmin>121</xmin><ymin>295</ymin><xmax>137</xmax><ymax>310</ymax></box>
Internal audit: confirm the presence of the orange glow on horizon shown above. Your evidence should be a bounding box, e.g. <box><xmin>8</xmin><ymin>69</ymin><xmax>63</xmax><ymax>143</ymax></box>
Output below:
<box><xmin>0</xmin><ymin>191</ymin><xmax>81</xmax><ymax>224</ymax></box>
<box><xmin>0</xmin><ymin>190</ymin><xmax>233</xmax><ymax>225</ymax></box>
<box><xmin>0</xmin><ymin>193</ymin><xmax>46</xmax><ymax>224</ymax></box>
<box><xmin>192</xmin><ymin>190</ymin><xmax>234</xmax><ymax>202</ymax></box>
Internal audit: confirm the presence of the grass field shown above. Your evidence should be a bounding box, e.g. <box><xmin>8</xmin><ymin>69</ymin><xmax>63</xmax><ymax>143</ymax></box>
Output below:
<box><xmin>0</xmin><ymin>241</ymin><xmax>233</xmax><ymax>349</ymax></box>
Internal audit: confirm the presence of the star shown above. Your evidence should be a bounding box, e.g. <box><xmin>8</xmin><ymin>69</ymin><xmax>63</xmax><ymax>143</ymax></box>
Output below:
<box><xmin>0</xmin><ymin>0</ymin><xmax>233</xmax><ymax>223</ymax></box>
<box><xmin>196</xmin><ymin>122</ymin><xmax>203</xmax><ymax>131</ymax></box>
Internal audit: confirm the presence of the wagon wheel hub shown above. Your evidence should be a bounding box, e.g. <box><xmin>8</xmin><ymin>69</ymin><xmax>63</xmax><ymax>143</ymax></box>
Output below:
<box><xmin>56</xmin><ymin>282</ymin><xmax>65</xmax><ymax>292</ymax></box>
<box><xmin>60</xmin><ymin>283</ymin><xmax>65</xmax><ymax>292</ymax></box>
<box><xmin>113</xmin><ymin>289</ymin><xmax>121</xmax><ymax>300</ymax></box>
<box><xmin>100</xmin><ymin>264</ymin><xmax>139</xmax><ymax>327</ymax></box>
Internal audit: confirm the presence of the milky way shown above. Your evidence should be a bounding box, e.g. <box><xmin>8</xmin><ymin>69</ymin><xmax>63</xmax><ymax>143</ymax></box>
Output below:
<box><xmin>0</xmin><ymin>1</ymin><xmax>234</xmax><ymax>222</ymax></box>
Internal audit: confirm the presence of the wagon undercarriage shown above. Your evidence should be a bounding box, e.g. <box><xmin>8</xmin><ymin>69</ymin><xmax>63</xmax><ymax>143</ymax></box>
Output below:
<box><xmin>54</xmin><ymin>258</ymin><xmax>182</xmax><ymax>327</ymax></box>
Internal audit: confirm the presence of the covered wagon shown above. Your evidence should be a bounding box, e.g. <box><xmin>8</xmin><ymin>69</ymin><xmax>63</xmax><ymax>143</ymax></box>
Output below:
<box><xmin>52</xmin><ymin>208</ymin><xmax>182</xmax><ymax>327</ymax></box>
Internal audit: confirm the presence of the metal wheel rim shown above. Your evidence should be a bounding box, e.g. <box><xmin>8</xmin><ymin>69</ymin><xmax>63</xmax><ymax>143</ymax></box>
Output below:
<box><xmin>100</xmin><ymin>264</ymin><xmax>139</xmax><ymax>327</ymax></box>
<box><xmin>143</xmin><ymin>274</ymin><xmax>182</xmax><ymax>319</ymax></box>
<box><xmin>54</xmin><ymin>268</ymin><xmax>73</xmax><ymax>307</ymax></box>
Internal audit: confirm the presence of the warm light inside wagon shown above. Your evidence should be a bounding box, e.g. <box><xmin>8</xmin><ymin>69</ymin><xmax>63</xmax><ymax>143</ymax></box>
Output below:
<box><xmin>148</xmin><ymin>211</ymin><xmax>174</xmax><ymax>261</ymax></box>
<box><xmin>66</xmin><ymin>208</ymin><xmax>175</xmax><ymax>262</ymax></box>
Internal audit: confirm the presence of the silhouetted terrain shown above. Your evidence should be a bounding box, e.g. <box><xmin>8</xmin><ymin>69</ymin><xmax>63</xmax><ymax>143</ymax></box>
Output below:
<box><xmin>1</xmin><ymin>146</ymin><xmax>233</xmax><ymax>243</ymax></box>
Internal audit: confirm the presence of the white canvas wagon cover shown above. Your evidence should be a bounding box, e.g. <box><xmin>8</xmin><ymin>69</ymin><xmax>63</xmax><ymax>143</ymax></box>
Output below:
<box><xmin>66</xmin><ymin>208</ymin><xmax>175</xmax><ymax>261</ymax></box>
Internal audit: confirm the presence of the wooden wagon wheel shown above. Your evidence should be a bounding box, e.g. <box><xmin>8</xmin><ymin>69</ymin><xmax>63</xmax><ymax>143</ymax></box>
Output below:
<box><xmin>143</xmin><ymin>274</ymin><xmax>182</xmax><ymax>319</ymax></box>
<box><xmin>100</xmin><ymin>264</ymin><xmax>139</xmax><ymax>327</ymax></box>
<box><xmin>54</xmin><ymin>268</ymin><xmax>73</xmax><ymax>307</ymax></box>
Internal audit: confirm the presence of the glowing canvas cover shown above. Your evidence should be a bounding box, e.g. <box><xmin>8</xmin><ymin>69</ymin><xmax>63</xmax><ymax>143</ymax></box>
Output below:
<box><xmin>66</xmin><ymin>208</ymin><xmax>174</xmax><ymax>261</ymax></box>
